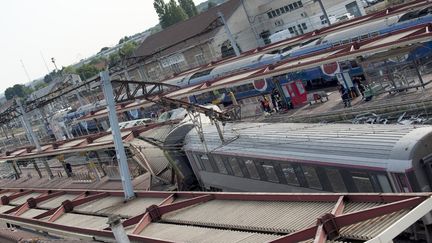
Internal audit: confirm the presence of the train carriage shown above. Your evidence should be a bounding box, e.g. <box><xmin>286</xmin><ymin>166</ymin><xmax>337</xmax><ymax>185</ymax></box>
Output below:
<box><xmin>183</xmin><ymin>122</ymin><xmax>432</xmax><ymax>193</ymax></box>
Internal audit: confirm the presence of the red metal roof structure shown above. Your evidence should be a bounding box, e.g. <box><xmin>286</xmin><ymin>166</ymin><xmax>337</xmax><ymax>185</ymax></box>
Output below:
<box><xmin>0</xmin><ymin>188</ymin><xmax>430</xmax><ymax>242</ymax></box>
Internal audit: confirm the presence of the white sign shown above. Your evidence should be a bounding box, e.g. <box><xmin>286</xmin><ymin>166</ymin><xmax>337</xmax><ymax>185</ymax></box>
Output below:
<box><xmin>160</xmin><ymin>54</ymin><xmax>185</xmax><ymax>68</ymax></box>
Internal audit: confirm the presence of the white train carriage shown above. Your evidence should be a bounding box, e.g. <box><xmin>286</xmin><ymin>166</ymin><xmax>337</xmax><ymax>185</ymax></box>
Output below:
<box><xmin>183</xmin><ymin>123</ymin><xmax>432</xmax><ymax>193</ymax></box>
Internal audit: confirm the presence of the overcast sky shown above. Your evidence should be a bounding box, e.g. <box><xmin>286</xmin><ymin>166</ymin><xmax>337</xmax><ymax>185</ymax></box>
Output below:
<box><xmin>0</xmin><ymin>0</ymin><xmax>207</xmax><ymax>93</ymax></box>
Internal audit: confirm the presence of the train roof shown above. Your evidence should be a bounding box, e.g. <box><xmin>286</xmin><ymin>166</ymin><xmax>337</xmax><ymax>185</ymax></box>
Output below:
<box><xmin>184</xmin><ymin>123</ymin><xmax>432</xmax><ymax>172</ymax></box>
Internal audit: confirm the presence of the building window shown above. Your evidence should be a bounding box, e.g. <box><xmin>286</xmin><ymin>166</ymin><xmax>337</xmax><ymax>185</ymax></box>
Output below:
<box><xmin>147</xmin><ymin>69</ymin><xmax>158</xmax><ymax>81</ymax></box>
<box><xmin>267</xmin><ymin>12</ymin><xmax>273</xmax><ymax>19</ymax></box>
<box><xmin>288</xmin><ymin>27</ymin><xmax>294</xmax><ymax>34</ymax></box>
<box><xmin>280</xmin><ymin>163</ymin><xmax>299</xmax><ymax>186</ymax></box>
<box><xmin>195</xmin><ymin>53</ymin><xmax>206</xmax><ymax>66</ymax></box>
<box><xmin>170</xmin><ymin>63</ymin><xmax>181</xmax><ymax>74</ymax></box>
<box><xmin>301</xmin><ymin>23</ymin><xmax>307</xmax><ymax>30</ymax></box>
<box><xmin>289</xmin><ymin>4</ymin><xmax>294</xmax><ymax>10</ymax></box>
<box><xmin>293</xmin><ymin>2</ymin><xmax>298</xmax><ymax>8</ymax></box>
<box><xmin>213</xmin><ymin>155</ymin><xmax>228</xmax><ymax>174</ymax></box>
<box><xmin>262</xmin><ymin>164</ymin><xmax>279</xmax><ymax>183</ymax></box>
<box><xmin>302</xmin><ymin>165</ymin><xmax>322</xmax><ymax>189</ymax></box>
<box><xmin>229</xmin><ymin>157</ymin><xmax>244</xmax><ymax>177</ymax></box>
<box><xmin>320</xmin><ymin>15</ymin><xmax>328</xmax><ymax>25</ymax></box>
<box><xmin>275</xmin><ymin>9</ymin><xmax>281</xmax><ymax>16</ymax></box>
<box><xmin>284</xmin><ymin>6</ymin><xmax>289</xmax><ymax>12</ymax></box>
<box><xmin>280</xmin><ymin>7</ymin><xmax>286</xmax><ymax>14</ymax></box>
<box><xmin>326</xmin><ymin>168</ymin><xmax>347</xmax><ymax>192</ymax></box>
<box><xmin>275</xmin><ymin>20</ymin><xmax>284</xmax><ymax>27</ymax></box>
<box><xmin>298</xmin><ymin>1</ymin><xmax>303</xmax><ymax>7</ymax></box>
<box><xmin>244</xmin><ymin>159</ymin><xmax>260</xmax><ymax>179</ymax></box>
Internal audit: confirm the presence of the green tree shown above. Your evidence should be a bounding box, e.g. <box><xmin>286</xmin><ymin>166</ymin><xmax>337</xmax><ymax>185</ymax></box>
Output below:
<box><xmin>108</xmin><ymin>52</ymin><xmax>121</xmax><ymax>68</ymax></box>
<box><xmin>119</xmin><ymin>41</ymin><xmax>138</xmax><ymax>58</ymax></box>
<box><xmin>99</xmin><ymin>47</ymin><xmax>109</xmax><ymax>53</ymax></box>
<box><xmin>178</xmin><ymin>0</ymin><xmax>198</xmax><ymax>18</ymax></box>
<box><xmin>154</xmin><ymin>0</ymin><xmax>188</xmax><ymax>29</ymax></box>
<box><xmin>34</xmin><ymin>82</ymin><xmax>48</xmax><ymax>91</ymax></box>
<box><xmin>207</xmin><ymin>1</ymin><xmax>216</xmax><ymax>10</ymax></box>
<box><xmin>118</xmin><ymin>36</ymin><xmax>130</xmax><ymax>45</ymax></box>
<box><xmin>76</xmin><ymin>64</ymin><xmax>100</xmax><ymax>80</ymax></box>
<box><xmin>4</xmin><ymin>84</ymin><xmax>30</xmax><ymax>100</ymax></box>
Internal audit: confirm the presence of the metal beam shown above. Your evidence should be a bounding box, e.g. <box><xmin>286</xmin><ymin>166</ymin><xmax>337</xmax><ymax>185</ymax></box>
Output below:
<box><xmin>366</xmin><ymin>197</ymin><xmax>432</xmax><ymax>243</ymax></box>
<box><xmin>131</xmin><ymin>193</ymin><xmax>176</xmax><ymax>234</ymax></box>
<box><xmin>313</xmin><ymin>196</ymin><xmax>345</xmax><ymax>243</ymax></box>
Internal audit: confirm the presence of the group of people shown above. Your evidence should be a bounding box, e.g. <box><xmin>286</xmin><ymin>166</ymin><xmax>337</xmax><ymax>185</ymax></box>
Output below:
<box><xmin>259</xmin><ymin>88</ymin><xmax>284</xmax><ymax>113</ymax></box>
<box><xmin>339</xmin><ymin>76</ymin><xmax>366</xmax><ymax>108</ymax></box>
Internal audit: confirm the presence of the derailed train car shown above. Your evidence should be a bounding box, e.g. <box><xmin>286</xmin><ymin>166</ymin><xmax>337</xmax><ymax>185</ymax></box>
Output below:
<box><xmin>181</xmin><ymin>122</ymin><xmax>432</xmax><ymax>193</ymax></box>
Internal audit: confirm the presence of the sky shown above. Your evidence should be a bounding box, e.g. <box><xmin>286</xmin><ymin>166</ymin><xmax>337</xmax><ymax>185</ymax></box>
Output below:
<box><xmin>0</xmin><ymin>0</ymin><xmax>207</xmax><ymax>93</ymax></box>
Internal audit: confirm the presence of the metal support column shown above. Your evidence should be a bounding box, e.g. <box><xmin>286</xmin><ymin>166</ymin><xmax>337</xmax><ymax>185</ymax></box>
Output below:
<box><xmin>218</xmin><ymin>11</ymin><xmax>241</xmax><ymax>57</ymax></box>
<box><xmin>33</xmin><ymin>160</ymin><xmax>42</xmax><ymax>178</ymax></box>
<box><xmin>100</xmin><ymin>71</ymin><xmax>135</xmax><ymax>200</ymax></box>
<box><xmin>16</xmin><ymin>99</ymin><xmax>53</xmax><ymax>179</ymax></box>
<box><xmin>315</xmin><ymin>0</ymin><xmax>331</xmax><ymax>26</ymax></box>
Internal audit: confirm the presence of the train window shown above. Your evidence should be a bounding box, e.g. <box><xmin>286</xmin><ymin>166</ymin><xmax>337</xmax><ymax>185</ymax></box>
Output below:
<box><xmin>212</xmin><ymin>155</ymin><xmax>228</xmax><ymax>174</ymax></box>
<box><xmin>267</xmin><ymin>12</ymin><xmax>273</xmax><ymax>19</ymax></box>
<box><xmin>289</xmin><ymin>4</ymin><xmax>294</xmax><ymax>10</ymax></box>
<box><xmin>275</xmin><ymin>9</ymin><xmax>280</xmax><ymax>16</ymax></box>
<box><xmin>280</xmin><ymin>163</ymin><xmax>299</xmax><ymax>186</ymax></box>
<box><xmin>284</xmin><ymin>6</ymin><xmax>289</xmax><ymax>12</ymax></box>
<box><xmin>350</xmin><ymin>60</ymin><xmax>359</xmax><ymax>68</ymax></box>
<box><xmin>192</xmin><ymin>154</ymin><xmax>204</xmax><ymax>171</ymax></box>
<box><xmin>325</xmin><ymin>168</ymin><xmax>347</xmax><ymax>192</ymax></box>
<box><xmin>262</xmin><ymin>164</ymin><xmax>279</xmax><ymax>183</ymax></box>
<box><xmin>200</xmin><ymin>154</ymin><xmax>215</xmax><ymax>172</ymax></box>
<box><xmin>395</xmin><ymin>173</ymin><xmax>410</xmax><ymax>192</ymax></box>
<box><xmin>244</xmin><ymin>159</ymin><xmax>260</xmax><ymax>179</ymax></box>
<box><xmin>228</xmin><ymin>157</ymin><xmax>244</xmax><ymax>177</ymax></box>
<box><xmin>351</xmin><ymin>172</ymin><xmax>374</xmax><ymax>192</ymax></box>
<box><xmin>302</xmin><ymin>166</ymin><xmax>322</xmax><ymax>189</ymax></box>
<box><xmin>377</xmin><ymin>174</ymin><xmax>393</xmax><ymax>193</ymax></box>
<box><xmin>293</xmin><ymin>2</ymin><xmax>298</xmax><ymax>8</ymax></box>
<box><xmin>298</xmin><ymin>1</ymin><xmax>303</xmax><ymax>7</ymax></box>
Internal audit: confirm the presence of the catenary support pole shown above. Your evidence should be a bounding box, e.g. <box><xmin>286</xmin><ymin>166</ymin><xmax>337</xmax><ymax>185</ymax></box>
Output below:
<box><xmin>100</xmin><ymin>71</ymin><xmax>135</xmax><ymax>200</ymax></box>
<box><xmin>218</xmin><ymin>11</ymin><xmax>241</xmax><ymax>57</ymax></box>
<box><xmin>16</xmin><ymin>98</ymin><xmax>53</xmax><ymax>179</ymax></box>
<box><xmin>315</xmin><ymin>0</ymin><xmax>331</xmax><ymax>26</ymax></box>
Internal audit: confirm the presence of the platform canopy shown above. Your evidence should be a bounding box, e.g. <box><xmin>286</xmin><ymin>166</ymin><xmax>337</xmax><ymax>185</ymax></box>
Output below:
<box><xmin>0</xmin><ymin>188</ymin><xmax>430</xmax><ymax>242</ymax></box>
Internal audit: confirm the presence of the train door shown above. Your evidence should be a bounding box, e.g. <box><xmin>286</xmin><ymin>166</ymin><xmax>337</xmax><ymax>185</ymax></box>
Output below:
<box><xmin>281</xmin><ymin>80</ymin><xmax>307</xmax><ymax>106</ymax></box>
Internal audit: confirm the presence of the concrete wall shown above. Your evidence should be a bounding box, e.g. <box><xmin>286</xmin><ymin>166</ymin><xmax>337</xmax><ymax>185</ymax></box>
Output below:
<box><xmin>213</xmin><ymin>4</ymin><xmax>259</xmax><ymax>56</ymax></box>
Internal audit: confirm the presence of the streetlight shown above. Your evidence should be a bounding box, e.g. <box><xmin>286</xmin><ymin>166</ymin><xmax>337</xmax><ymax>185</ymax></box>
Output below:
<box><xmin>51</xmin><ymin>57</ymin><xmax>58</xmax><ymax>71</ymax></box>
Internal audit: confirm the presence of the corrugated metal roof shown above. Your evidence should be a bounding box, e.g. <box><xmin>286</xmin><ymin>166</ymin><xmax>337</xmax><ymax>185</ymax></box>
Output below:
<box><xmin>0</xmin><ymin>189</ymin><xmax>430</xmax><ymax>242</ymax></box>
<box><xmin>138</xmin><ymin>223</ymin><xmax>279</xmax><ymax>243</ymax></box>
<box><xmin>162</xmin><ymin>200</ymin><xmax>335</xmax><ymax>233</ymax></box>
<box><xmin>184</xmin><ymin>123</ymin><xmax>432</xmax><ymax>171</ymax></box>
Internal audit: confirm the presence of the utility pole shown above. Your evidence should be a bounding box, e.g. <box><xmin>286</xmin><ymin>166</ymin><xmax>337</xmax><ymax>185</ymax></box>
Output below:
<box><xmin>40</xmin><ymin>51</ymin><xmax>51</xmax><ymax>73</ymax></box>
<box><xmin>20</xmin><ymin>59</ymin><xmax>32</xmax><ymax>83</ymax></box>
<box><xmin>100</xmin><ymin>70</ymin><xmax>135</xmax><ymax>200</ymax></box>
<box><xmin>218</xmin><ymin>11</ymin><xmax>241</xmax><ymax>57</ymax></box>
<box><xmin>315</xmin><ymin>0</ymin><xmax>331</xmax><ymax>26</ymax></box>
<box><xmin>16</xmin><ymin>98</ymin><xmax>54</xmax><ymax>179</ymax></box>
<box><xmin>240</xmin><ymin>0</ymin><xmax>261</xmax><ymax>47</ymax></box>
